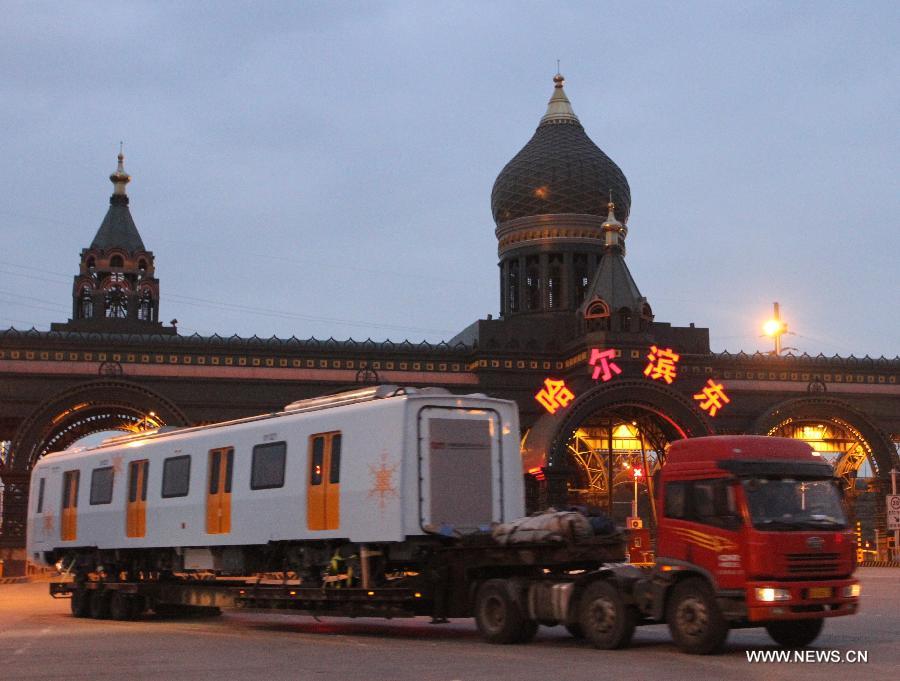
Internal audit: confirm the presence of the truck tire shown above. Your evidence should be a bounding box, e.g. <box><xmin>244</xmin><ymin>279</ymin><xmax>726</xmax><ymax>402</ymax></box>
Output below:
<box><xmin>666</xmin><ymin>578</ymin><xmax>728</xmax><ymax>654</ymax></box>
<box><xmin>475</xmin><ymin>579</ymin><xmax>537</xmax><ymax>644</ymax></box>
<box><xmin>89</xmin><ymin>590</ymin><xmax>112</xmax><ymax>619</ymax></box>
<box><xmin>110</xmin><ymin>591</ymin><xmax>135</xmax><ymax>621</ymax></box>
<box><xmin>765</xmin><ymin>619</ymin><xmax>824</xmax><ymax>648</ymax></box>
<box><xmin>71</xmin><ymin>588</ymin><xmax>92</xmax><ymax>618</ymax></box>
<box><xmin>578</xmin><ymin>580</ymin><xmax>636</xmax><ymax>650</ymax></box>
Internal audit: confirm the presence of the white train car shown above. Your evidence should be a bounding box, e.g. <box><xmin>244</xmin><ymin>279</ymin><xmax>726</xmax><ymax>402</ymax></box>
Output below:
<box><xmin>26</xmin><ymin>385</ymin><xmax>523</xmax><ymax>577</ymax></box>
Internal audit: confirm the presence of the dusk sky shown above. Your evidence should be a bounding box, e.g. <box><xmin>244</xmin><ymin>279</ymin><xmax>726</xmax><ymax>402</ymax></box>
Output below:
<box><xmin>2</xmin><ymin>1</ymin><xmax>897</xmax><ymax>358</ymax></box>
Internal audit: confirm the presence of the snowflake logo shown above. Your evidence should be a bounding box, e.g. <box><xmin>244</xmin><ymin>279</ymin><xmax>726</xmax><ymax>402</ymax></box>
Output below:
<box><xmin>368</xmin><ymin>451</ymin><xmax>399</xmax><ymax>510</ymax></box>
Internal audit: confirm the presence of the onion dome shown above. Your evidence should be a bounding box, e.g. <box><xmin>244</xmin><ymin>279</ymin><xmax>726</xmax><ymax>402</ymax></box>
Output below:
<box><xmin>491</xmin><ymin>74</ymin><xmax>630</xmax><ymax>225</ymax></box>
<box><xmin>90</xmin><ymin>148</ymin><xmax>146</xmax><ymax>252</ymax></box>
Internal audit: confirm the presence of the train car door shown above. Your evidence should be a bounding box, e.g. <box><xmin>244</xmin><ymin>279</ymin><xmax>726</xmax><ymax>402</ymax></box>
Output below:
<box><xmin>61</xmin><ymin>470</ymin><xmax>79</xmax><ymax>541</ymax></box>
<box><xmin>206</xmin><ymin>447</ymin><xmax>233</xmax><ymax>534</ymax></box>
<box><xmin>307</xmin><ymin>432</ymin><xmax>341</xmax><ymax>530</ymax></box>
<box><xmin>126</xmin><ymin>460</ymin><xmax>149</xmax><ymax>538</ymax></box>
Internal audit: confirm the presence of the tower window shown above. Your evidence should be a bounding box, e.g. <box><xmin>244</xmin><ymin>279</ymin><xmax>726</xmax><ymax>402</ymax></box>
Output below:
<box><xmin>78</xmin><ymin>286</ymin><xmax>93</xmax><ymax>319</ymax></box>
<box><xmin>138</xmin><ymin>289</ymin><xmax>154</xmax><ymax>321</ymax></box>
<box><xmin>525</xmin><ymin>256</ymin><xmax>541</xmax><ymax>311</ymax></box>
<box><xmin>86</xmin><ymin>256</ymin><xmax>96</xmax><ymax>269</ymax></box>
<box><xmin>138</xmin><ymin>258</ymin><xmax>147</xmax><ymax>272</ymax></box>
<box><xmin>105</xmin><ymin>285</ymin><xmax>128</xmax><ymax>318</ymax></box>
<box><xmin>110</xmin><ymin>255</ymin><xmax>124</xmax><ymax>268</ymax></box>
<box><xmin>507</xmin><ymin>260</ymin><xmax>519</xmax><ymax>314</ymax></box>
<box><xmin>547</xmin><ymin>254</ymin><xmax>562</xmax><ymax>310</ymax></box>
<box><xmin>573</xmin><ymin>254</ymin><xmax>589</xmax><ymax>305</ymax></box>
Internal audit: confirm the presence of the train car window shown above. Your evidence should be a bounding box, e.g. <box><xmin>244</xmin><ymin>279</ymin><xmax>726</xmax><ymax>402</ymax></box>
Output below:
<box><xmin>90</xmin><ymin>467</ymin><xmax>115</xmax><ymax>505</ymax></box>
<box><xmin>251</xmin><ymin>441</ymin><xmax>287</xmax><ymax>490</ymax></box>
<box><xmin>162</xmin><ymin>455</ymin><xmax>191</xmax><ymax>498</ymax></box>
<box><xmin>664</xmin><ymin>481</ymin><xmax>687</xmax><ymax>519</ymax></box>
<box><xmin>329</xmin><ymin>434</ymin><xmax>342</xmax><ymax>484</ymax></box>
<box><xmin>224</xmin><ymin>449</ymin><xmax>234</xmax><ymax>494</ymax></box>
<box><xmin>62</xmin><ymin>470</ymin><xmax>80</xmax><ymax>509</ymax></box>
<box><xmin>209</xmin><ymin>450</ymin><xmax>221</xmax><ymax>494</ymax></box>
<box><xmin>129</xmin><ymin>464</ymin><xmax>139</xmax><ymax>502</ymax></box>
<box><xmin>36</xmin><ymin>478</ymin><xmax>46</xmax><ymax>513</ymax></box>
<box><xmin>310</xmin><ymin>436</ymin><xmax>324</xmax><ymax>485</ymax></box>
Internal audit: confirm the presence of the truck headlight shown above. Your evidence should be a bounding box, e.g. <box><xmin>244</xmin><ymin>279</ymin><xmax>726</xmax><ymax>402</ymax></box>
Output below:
<box><xmin>842</xmin><ymin>584</ymin><xmax>861</xmax><ymax>598</ymax></box>
<box><xmin>754</xmin><ymin>587</ymin><xmax>791</xmax><ymax>602</ymax></box>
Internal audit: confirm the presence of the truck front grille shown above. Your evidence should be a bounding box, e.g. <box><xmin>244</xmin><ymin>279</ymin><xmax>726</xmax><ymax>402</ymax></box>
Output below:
<box><xmin>786</xmin><ymin>552</ymin><xmax>841</xmax><ymax>574</ymax></box>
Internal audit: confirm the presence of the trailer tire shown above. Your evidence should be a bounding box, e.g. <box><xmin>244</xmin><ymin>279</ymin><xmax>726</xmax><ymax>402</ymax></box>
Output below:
<box><xmin>578</xmin><ymin>580</ymin><xmax>636</xmax><ymax>650</ymax></box>
<box><xmin>765</xmin><ymin>619</ymin><xmax>824</xmax><ymax>648</ymax></box>
<box><xmin>475</xmin><ymin>579</ymin><xmax>536</xmax><ymax>644</ymax></box>
<box><xmin>89</xmin><ymin>590</ymin><xmax>112</xmax><ymax>619</ymax></box>
<box><xmin>110</xmin><ymin>591</ymin><xmax>135</xmax><ymax>621</ymax></box>
<box><xmin>666</xmin><ymin>578</ymin><xmax>728</xmax><ymax>654</ymax></box>
<box><xmin>71</xmin><ymin>588</ymin><xmax>92</xmax><ymax>618</ymax></box>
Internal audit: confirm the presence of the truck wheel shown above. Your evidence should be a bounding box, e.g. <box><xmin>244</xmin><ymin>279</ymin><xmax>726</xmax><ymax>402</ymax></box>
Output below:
<box><xmin>578</xmin><ymin>580</ymin><xmax>636</xmax><ymax>649</ymax></box>
<box><xmin>475</xmin><ymin>579</ymin><xmax>536</xmax><ymax>644</ymax></box>
<box><xmin>765</xmin><ymin>619</ymin><xmax>824</xmax><ymax>648</ymax></box>
<box><xmin>89</xmin><ymin>590</ymin><xmax>112</xmax><ymax>619</ymax></box>
<box><xmin>666</xmin><ymin>578</ymin><xmax>728</xmax><ymax>654</ymax></box>
<box><xmin>71</xmin><ymin>588</ymin><xmax>92</xmax><ymax>618</ymax></box>
<box><xmin>110</xmin><ymin>591</ymin><xmax>135</xmax><ymax>621</ymax></box>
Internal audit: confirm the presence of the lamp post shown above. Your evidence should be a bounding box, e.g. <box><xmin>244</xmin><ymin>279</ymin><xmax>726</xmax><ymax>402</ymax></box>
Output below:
<box><xmin>762</xmin><ymin>302</ymin><xmax>797</xmax><ymax>355</ymax></box>
<box><xmin>632</xmin><ymin>466</ymin><xmax>643</xmax><ymax>519</ymax></box>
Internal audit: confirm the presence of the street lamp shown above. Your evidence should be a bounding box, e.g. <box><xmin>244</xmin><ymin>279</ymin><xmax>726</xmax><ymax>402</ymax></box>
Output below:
<box><xmin>632</xmin><ymin>466</ymin><xmax>643</xmax><ymax>519</ymax></box>
<box><xmin>762</xmin><ymin>302</ymin><xmax>797</xmax><ymax>355</ymax></box>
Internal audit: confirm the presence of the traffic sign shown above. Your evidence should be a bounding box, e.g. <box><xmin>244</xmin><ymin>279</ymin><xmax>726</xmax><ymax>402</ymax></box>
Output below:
<box><xmin>887</xmin><ymin>495</ymin><xmax>900</xmax><ymax>530</ymax></box>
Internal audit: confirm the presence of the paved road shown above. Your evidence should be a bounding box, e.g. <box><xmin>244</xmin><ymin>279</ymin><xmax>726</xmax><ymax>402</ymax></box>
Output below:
<box><xmin>1</xmin><ymin>569</ymin><xmax>896</xmax><ymax>681</ymax></box>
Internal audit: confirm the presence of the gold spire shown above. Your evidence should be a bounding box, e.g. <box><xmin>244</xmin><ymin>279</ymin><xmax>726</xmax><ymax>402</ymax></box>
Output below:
<box><xmin>110</xmin><ymin>143</ymin><xmax>131</xmax><ymax>196</ymax></box>
<box><xmin>601</xmin><ymin>192</ymin><xmax>627</xmax><ymax>251</ymax></box>
<box><xmin>540</xmin><ymin>73</ymin><xmax>580</xmax><ymax>126</ymax></box>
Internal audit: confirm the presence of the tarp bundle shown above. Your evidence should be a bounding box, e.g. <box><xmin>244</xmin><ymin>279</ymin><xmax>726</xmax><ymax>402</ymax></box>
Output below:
<box><xmin>492</xmin><ymin>509</ymin><xmax>594</xmax><ymax>545</ymax></box>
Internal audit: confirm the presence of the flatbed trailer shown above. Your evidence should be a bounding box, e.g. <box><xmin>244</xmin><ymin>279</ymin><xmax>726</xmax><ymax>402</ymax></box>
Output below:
<box><xmin>49</xmin><ymin>534</ymin><xmax>631</xmax><ymax>640</ymax></box>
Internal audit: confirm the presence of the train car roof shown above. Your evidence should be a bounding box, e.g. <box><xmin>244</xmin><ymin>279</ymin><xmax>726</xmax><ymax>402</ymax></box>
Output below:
<box><xmin>36</xmin><ymin>385</ymin><xmax>509</xmax><ymax>463</ymax></box>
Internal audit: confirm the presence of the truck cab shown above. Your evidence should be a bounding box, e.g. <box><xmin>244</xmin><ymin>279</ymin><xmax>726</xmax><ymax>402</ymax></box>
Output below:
<box><xmin>646</xmin><ymin>435</ymin><xmax>859</xmax><ymax>652</ymax></box>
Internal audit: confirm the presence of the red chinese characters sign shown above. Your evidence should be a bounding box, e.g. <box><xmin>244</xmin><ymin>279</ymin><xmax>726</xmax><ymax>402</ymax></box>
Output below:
<box><xmin>589</xmin><ymin>348</ymin><xmax>622</xmax><ymax>382</ymax></box>
<box><xmin>693</xmin><ymin>379</ymin><xmax>730</xmax><ymax>417</ymax></box>
<box><xmin>535</xmin><ymin>378</ymin><xmax>575</xmax><ymax>414</ymax></box>
<box><xmin>643</xmin><ymin>345</ymin><xmax>680</xmax><ymax>384</ymax></box>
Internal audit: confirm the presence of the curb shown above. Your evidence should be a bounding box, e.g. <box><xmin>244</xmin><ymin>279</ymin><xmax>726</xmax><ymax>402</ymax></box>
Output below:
<box><xmin>859</xmin><ymin>561</ymin><xmax>900</xmax><ymax>568</ymax></box>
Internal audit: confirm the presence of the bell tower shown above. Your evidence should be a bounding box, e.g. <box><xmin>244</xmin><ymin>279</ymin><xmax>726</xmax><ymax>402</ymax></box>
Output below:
<box><xmin>52</xmin><ymin>151</ymin><xmax>175</xmax><ymax>334</ymax></box>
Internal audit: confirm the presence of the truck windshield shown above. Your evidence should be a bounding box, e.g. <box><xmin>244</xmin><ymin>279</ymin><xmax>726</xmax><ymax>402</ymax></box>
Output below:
<box><xmin>741</xmin><ymin>478</ymin><xmax>847</xmax><ymax>530</ymax></box>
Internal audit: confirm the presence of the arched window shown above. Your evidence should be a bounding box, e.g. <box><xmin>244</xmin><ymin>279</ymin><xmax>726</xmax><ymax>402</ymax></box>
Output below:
<box><xmin>138</xmin><ymin>289</ymin><xmax>154</xmax><ymax>321</ymax></box>
<box><xmin>547</xmin><ymin>254</ymin><xmax>562</xmax><ymax>309</ymax></box>
<box><xmin>573</xmin><ymin>254</ymin><xmax>589</xmax><ymax>305</ymax></box>
<box><xmin>525</xmin><ymin>255</ymin><xmax>541</xmax><ymax>311</ymax></box>
<box><xmin>642</xmin><ymin>303</ymin><xmax>653</xmax><ymax>320</ymax></box>
<box><xmin>138</xmin><ymin>258</ymin><xmax>147</xmax><ymax>272</ymax></box>
<box><xmin>585</xmin><ymin>299</ymin><xmax>610</xmax><ymax>319</ymax></box>
<box><xmin>507</xmin><ymin>259</ymin><xmax>519</xmax><ymax>314</ymax></box>
<box><xmin>110</xmin><ymin>255</ymin><xmax>124</xmax><ymax>268</ymax></box>
<box><xmin>105</xmin><ymin>285</ymin><xmax>128</xmax><ymax>318</ymax></box>
<box><xmin>78</xmin><ymin>286</ymin><xmax>93</xmax><ymax>319</ymax></box>
<box><xmin>86</xmin><ymin>256</ymin><xmax>96</xmax><ymax>269</ymax></box>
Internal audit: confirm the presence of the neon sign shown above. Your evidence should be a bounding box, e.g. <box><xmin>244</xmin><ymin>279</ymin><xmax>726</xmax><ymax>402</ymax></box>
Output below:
<box><xmin>535</xmin><ymin>378</ymin><xmax>575</xmax><ymax>414</ymax></box>
<box><xmin>643</xmin><ymin>345</ymin><xmax>680</xmax><ymax>384</ymax></box>
<box><xmin>693</xmin><ymin>379</ymin><xmax>730</xmax><ymax>417</ymax></box>
<box><xmin>588</xmin><ymin>348</ymin><xmax>622</xmax><ymax>382</ymax></box>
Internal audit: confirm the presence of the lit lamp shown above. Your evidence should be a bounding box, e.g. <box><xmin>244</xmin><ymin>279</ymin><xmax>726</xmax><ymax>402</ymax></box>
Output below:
<box><xmin>762</xmin><ymin>302</ymin><xmax>795</xmax><ymax>355</ymax></box>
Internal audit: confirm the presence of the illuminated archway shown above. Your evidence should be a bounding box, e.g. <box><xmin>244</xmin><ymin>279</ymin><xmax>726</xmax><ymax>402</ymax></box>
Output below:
<box><xmin>524</xmin><ymin>378</ymin><xmax>713</xmax><ymax>513</ymax></box>
<box><xmin>0</xmin><ymin>380</ymin><xmax>187</xmax><ymax>545</ymax></box>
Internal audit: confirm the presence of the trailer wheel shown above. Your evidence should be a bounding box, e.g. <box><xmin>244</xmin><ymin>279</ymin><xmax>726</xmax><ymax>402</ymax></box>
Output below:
<box><xmin>110</xmin><ymin>591</ymin><xmax>135</xmax><ymax>621</ymax></box>
<box><xmin>666</xmin><ymin>578</ymin><xmax>728</xmax><ymax>654</ymax></box>
<box><xmin>578</xmin><ymin>580</ymin><xmax>636</xmax><ymax>649</ymax></box>
<box><xmin>765</xmin><ymin>619</ymin><xmax>824</xmax><ymax>648</ymax></box>
<box><xmin>475</xmin><ymin>579</ymin><xmax>537</xmax><ymax>644</ymax></box>
<box><xmin>89</xmin><ymin>590</ymin><xmax>112</xmax><ymax>619</ymax></box>
<box><xmin>71</xmin><ymin>588</ymin><xmax>92</xmax><ymax>618</ymax></box>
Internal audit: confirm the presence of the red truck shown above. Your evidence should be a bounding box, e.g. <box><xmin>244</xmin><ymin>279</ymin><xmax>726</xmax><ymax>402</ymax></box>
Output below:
<box><xmin>627</xmin><ymin>435</ymin><xmax>860</xmax><ymax>652</ymax></box>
